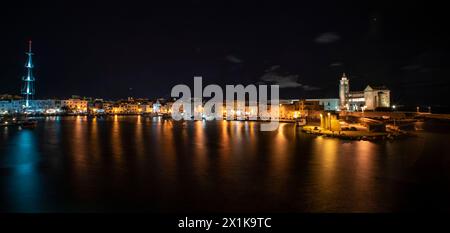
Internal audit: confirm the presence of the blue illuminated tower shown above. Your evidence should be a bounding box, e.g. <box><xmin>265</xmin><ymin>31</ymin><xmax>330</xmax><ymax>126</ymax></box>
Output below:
<box><xmin>21</xmin><ymin>40</ymin><xmax>35</xmax><ymax>108</ymax></box>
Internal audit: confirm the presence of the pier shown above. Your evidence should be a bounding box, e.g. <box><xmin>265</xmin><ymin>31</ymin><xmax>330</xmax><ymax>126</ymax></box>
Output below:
<box><xmin>301</xmin><ymin>125</ymin><xmax>413</xmax><ymax>140</ymax></box>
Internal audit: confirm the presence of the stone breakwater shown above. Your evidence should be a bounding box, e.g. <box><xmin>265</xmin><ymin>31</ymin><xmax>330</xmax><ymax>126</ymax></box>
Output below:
<box><xmin>301</xmin><ymin>125</ymin><xmax>414</xmax><ymax>141</ymax></box>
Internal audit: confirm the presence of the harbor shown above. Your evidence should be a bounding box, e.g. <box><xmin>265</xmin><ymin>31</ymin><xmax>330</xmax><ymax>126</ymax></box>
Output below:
<box><xmin>0</xmin><ymin>116</ymin><xmax>38</xmax><ymax>129</ymax></box>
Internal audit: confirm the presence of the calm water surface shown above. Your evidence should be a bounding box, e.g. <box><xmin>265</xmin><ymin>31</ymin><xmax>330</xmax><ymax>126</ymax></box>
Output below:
<box><xmin>1</xmin><ymin>116</ymin><xmax>450</xmax><ymax>212</ymax></box>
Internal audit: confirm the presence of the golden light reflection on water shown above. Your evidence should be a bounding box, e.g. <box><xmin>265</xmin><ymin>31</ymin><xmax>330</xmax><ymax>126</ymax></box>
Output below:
<box><xmin>158</xmin><ymin>119</ymin><xmax>177</xmax><ymax>182</ymax></box>
<box><xmin>220</xmin><ymin>120</ymin><xmax>230</xmax><ymax>148</ymax></box>
<box><xmin>313</xmin><ymin>137</ymin><xmax>338</xmax><ymax>190</ymax></box>
<box><xmin>269</xmin><ymin>123</ymin><xmax>290</xmax><ymax>193</ymax></box>
<box><xmin>354</xmin><ymin>141</ymin><xmax>376</xmax><ymax>180</ymax></box>
<box><xmin>89</xmin><ymin>117</ymin><xmax>101</xmax><ymax>162</ymax></box>
<box><xmin>310</xmin><ymin>137</ymin><xmax>380</xmax><ymax>211</ymax></box>
<box><xmin>192</xmin><ymin>121</ymin><xmax>208</xmax><ymax>183</ymax></box>
<box><xmin>71</xmin><ymin>116</ymin><xmax>90</xmax><ymax>198</ymax></box>
<box><xmin>62</xmin><ymin>118</ymin><xmax>391</xmax><ymax>211</ymax></box>
<box><xmin>244</xmin><ymin>121</ymin><xmax>258</xmax><ymax>159</ymax></box>
<box><xmin>134</xmin><ymin>115</ymin><xmax>145</xmax><ymax>159</ymax></box>
<box><xmin>111</xmin><ymin>115</ymin><xmax>124</xmax><ymax>172</ymax></box>
<box><xmin>352</xmin><ymin>141</ymin><xmax>378</xmax><ymax>210</ymax></box>
<box><xmin>217</xmin><ymin>121</ymin><xmax>231</xmax><ymax>180</ymax></box>
<box><xmin>73</xmin><ymin>116</ymin><xmax>88</xmax><ymax>164</ymax></box>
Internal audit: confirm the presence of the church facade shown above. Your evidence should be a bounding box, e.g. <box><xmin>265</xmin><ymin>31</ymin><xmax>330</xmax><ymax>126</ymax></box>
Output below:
<box><xmin>339</xmin><ymin>73</ymin><xmax>390</xmax><ymax>111</ymax></box>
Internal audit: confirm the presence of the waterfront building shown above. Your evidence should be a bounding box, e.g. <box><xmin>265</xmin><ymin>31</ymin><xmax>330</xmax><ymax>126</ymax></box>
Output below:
<box><xmin>0</xmin><ymin>101</ymin><xmax>13</xmax><ymax>114</ymax></box>
<box><xmin>279</xmin><ymin>99</ymin><xmax>300</xmax><ymax>120</ymax></box>
<box><xmin>153</xmin><ymin>99</ymin><xmax>162</xmax><ymax>113</ymax></box>
<box><xmin>0</xmin><ymin>100</ymin><xmax>26</xmax><ymax>114</ymax></box>
<box><xmin>62</xmin><ymin>98</ymin><xmax>88</xmax><ymax>113</ymax></box>
<box><xmin>299</xmin><ymin>100</ymin><xmax>323</xmax><ymax>111</ymax></box>
<box><xmin>88</xmin><ymin>99</ymin><xmax>105</xmax><ymax>114</ymax></box>
<box><xmin>339</xmin><ymin>73</ymin><xmax>390</xmax><ymax>111</ymax></box>
<box><xmin>149</xmin><ymin>98</ymin><xmax>170</xmax><ymax>114</ymax></box>
<box><xmin>126</xmin><ymin>103</ymin><xmax>140</xmax><ymax>113</ymax></box>
<box><xmin>140</xmin><ymin>103</ymin><xmax>153</xmax><ymax>113</ymax></box>
<box><xmin>0</xmin><ymin>99</ymin><xmax>61</xmax><ymax>114</ymax></box>
<box><xmin>339</xmin><ymin>73</ymin><xmax>349</xmax><ymax>110</ymax></box>
<box><xmin>102</xmin><ymin>98</ymin><xmax>152</xmax><ymax>114</ymax></box>
<box><xmin>222</xmin><ymin>99</ymin><xmax>259</xmax><ymax>120</ymax></box>
<box><xmin>363</xmin><ymin>85</ymin><xmax>390</xmax><ymax>110</ymax></box>
<box><xmin>32</xmin><ymin>99</ymin><xmax>62</xmax><ymax>113</ymax></box>
<box><xmin>347</xmin><ymin>91</ymin><xmax>365</xmax><ymax>111</ymax></box>
<box><xmin>102</xmin><ymin>101</ymin><xmax>114</xmax><ymax>114</ymax></box>
<box><xmin>306</xmin><ymin>98</ymin><xmax>340</xmax><ymax>111</ymax></box>
<box><xmin>11</xmin><ymin>100</ymin><xmax>26</xmax><ymax>112</ymax></box>
<box><xmin>161</xmin><ymin>101</ymin><xmax>173</xmax><ymax>114</ymax></box>
<box><xmin>112</xmin><ymin>103</ymin><xmax>125</xmax><ymax>114</ymax></box>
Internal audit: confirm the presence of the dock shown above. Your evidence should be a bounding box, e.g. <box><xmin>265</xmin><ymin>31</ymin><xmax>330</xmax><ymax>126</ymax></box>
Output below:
<box><xmin>301</xmin><ymin>125</ymin><xmax>413</xmax><ymax>141</ymax></box>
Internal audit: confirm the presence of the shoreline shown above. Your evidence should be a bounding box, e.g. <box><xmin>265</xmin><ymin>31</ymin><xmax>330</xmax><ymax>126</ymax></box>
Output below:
<box><xmin>1</xmin><ymin>114</ymin><xmax>417</xmax><ymax>141</ymax></box>
<box><xmin>301</xmin><ymin>125</ymin><xmax>414</xmax><ymax>141</ymax></box>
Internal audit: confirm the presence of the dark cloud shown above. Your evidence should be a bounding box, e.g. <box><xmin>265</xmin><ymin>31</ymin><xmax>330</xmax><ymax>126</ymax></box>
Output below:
<box><xmin>315</xmin><ymin>32</ymin><xmax>340</xmax><ymax>44</ymax></box>
<box><xmin>225</xmin><ymin>55</ymin><xmax>243</xmax><ymax>63</ymax></box>
<box><xmin>259</xmin><ymin>67</ymin><xmax>321</xmax><ymax>90</ymax></box>
<box><xmin>265</xmin><ymin>65</ymin><xmax>280</xmax><ymax>72</ymax></box>
<box><xmin>260</xmin><ymin>72</ymin><xmax>302</xmax><ymax>88</ymax></box>
<box><xmin>329</xmin><ymin>62</ymin><xmax>344</xmax><ymax>67</ymax></box>
<box><xmin>301</xmin><ymin>85</ymin><xmax>321</xmax><ymax>91</ymax></box>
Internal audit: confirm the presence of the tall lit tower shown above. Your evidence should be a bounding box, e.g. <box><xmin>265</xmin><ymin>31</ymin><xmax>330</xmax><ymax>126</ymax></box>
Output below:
<box><xmin>21</xmin><ymin>40</ymin><xmax>35</xmax><ymax>108</ymax></box>
<box><xmin>339</xmin><ymin>73</ymin><xmax>349</xmax><ymax>110</ymax></box>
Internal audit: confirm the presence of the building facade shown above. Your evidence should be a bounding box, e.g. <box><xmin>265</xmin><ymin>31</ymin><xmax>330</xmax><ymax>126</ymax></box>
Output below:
<box><xmin>306</xmin><ymin>98</ymin><xmax>340</xmax><ymax>111</ymax></box>
<box><xmin>339</xmin><ymin>73</ymin><xmax>349</xmax><ymax>110</ymax></box>
<box><xmin>339</xmin><ymin>73</ymin><xmax>390</xmax><ymax>111</ymax></box>
<box><xmin>363</xmin><ymin>85</ymin><xmax>390</xmax><ymax>110</ymax></box>
<box><xmin>0</xmin><ymin>99</ymin><xmax>62</xmax><ymax>114</ymax></box>
<box><xmin>62</xmin><ymin>98</ymin><xmax>88</xmax><ymax>113</ymax></box>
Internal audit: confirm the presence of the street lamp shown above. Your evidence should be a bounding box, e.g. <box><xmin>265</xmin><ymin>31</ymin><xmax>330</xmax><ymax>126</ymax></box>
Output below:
<box><xmin>320</xmin><ymin>113</ymin><xmax>323</xmax><ymax>129</ymax></box>
<box><xmin>327</xmin><ymin>112</ymin><xmax>331</xmax><ymax>131</ymax></box>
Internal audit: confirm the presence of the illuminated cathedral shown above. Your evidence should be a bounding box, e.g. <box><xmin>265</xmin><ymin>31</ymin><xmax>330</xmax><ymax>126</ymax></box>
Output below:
<box><xmin>339</xmin><ymin>73</ymin><xmax>390</xmax><ymax>111</ymax></box>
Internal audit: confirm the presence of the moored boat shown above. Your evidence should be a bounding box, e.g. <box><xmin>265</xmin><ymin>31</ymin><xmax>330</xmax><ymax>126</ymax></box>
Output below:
<box><xmin>20</xmin><ymin>119</ymin><xmax>38</xmax><ymax>129</ymax></box>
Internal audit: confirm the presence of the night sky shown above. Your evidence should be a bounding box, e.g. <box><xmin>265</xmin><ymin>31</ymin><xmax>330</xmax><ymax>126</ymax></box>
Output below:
<box><xmin>1</xmin><ymin>1</ymin><xmax>449</xmax><ymax>108</ymax></box>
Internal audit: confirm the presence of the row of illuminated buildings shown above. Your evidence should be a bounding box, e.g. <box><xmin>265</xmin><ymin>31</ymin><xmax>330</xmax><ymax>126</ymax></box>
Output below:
<box><xmin>0</xmin><ymin>93</ymin><xmax>337</xmax><ymax>120</ymax></box>
<box><xmin>0</xmin><ymin>95</ymin><xmax>174</xmax><ymax>115</ymax></box>
<box><xmin>1</xmin><ymin>74</ymin><xmax>390</xmax><ymax>118</ymax></box>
